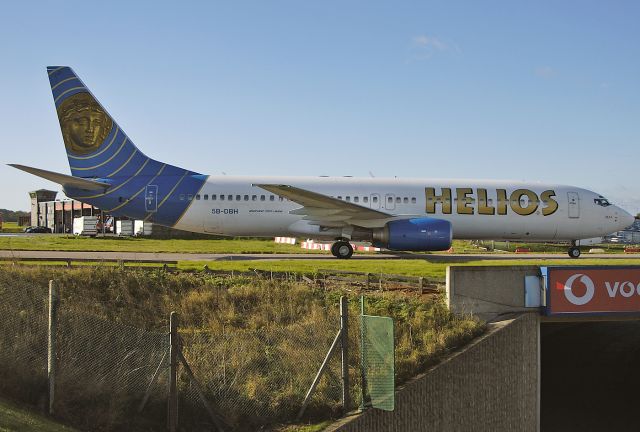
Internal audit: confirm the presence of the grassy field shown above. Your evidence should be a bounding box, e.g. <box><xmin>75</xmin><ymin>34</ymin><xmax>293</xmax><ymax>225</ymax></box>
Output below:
<box><xmin>0</xmin><ymin>398</ymin><xmax>78</xmax><ymax>432</ymax></box>
<box><xmin>0</xmin><ymin>267</ymin><xmax>483</xmax><ymax>431</ymax></box>
<box><xmin>178</xmin><ymin>257</ymin><xmax>640</xmax><ymax>279</ymax></box>
<box><xmin>0</xmin><ymin>222</ymin><xmax>23</xmax><ymax>234</ymax></box>
<box><xmin>0</xmin><ymin>236</ymin><xmax>490</xmax><ymax>255</ymax></box>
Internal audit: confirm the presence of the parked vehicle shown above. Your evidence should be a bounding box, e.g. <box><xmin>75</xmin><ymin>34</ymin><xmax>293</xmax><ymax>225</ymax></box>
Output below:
<box><xmin>23</xmin><ymin>226</ymin><xmax>52</xmax><ymax>233</ymax></box>
<box><xmin>73</xmin><ymin>216</ymin><xmax>98</xmax><ymax>236</ymax></box>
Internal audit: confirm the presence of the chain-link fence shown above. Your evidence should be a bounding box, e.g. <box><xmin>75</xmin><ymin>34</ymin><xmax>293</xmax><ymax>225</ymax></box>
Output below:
<box><xmin>0</xmin><ymin>274</ymin><xmax>364</xmax><ymax>431</ymax></box>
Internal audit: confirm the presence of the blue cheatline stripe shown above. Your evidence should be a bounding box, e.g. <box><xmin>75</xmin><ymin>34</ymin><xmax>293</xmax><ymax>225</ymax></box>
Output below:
<box><xmin>70</xmin><ymin>137</ymin><xmax>128</xmax><ymax>172</ymax></box>
<box><xmin>74</xmin><ymin>157</ymin><xmax>152</xmax><ymax>199</ymax></box>
<box><xmin>105</xmin><ymin>164</ymin><xmax>168</xmax><ymax>212</ymax></box>
<box><xmin>51</xmin><ymin>76</ymin><xmax>81</xmax><ymax>92</ymax></box>
<box><xmin>48</xmin><ymin>66</ymin><xmax>207</xmax><ymax>226</ymax></box>
<box><xmin>153</xmin><ymin>175</ymin><xmax>209</xmax><ymax>224</ymax></box>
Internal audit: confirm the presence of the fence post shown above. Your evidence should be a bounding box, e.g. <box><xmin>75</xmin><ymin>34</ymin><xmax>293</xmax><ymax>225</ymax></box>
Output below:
<box><xmin>47</xmin><ymin>280</ymin><xmax>58</xmax><ymax>415</ymax></box>
<box><xmin>168</xmin><ymin>312</ymin><xmax>179</xmax><ymax>432</ymax></box>
<box><xmin>418</xmin><ymin>277</ymin><xmax>424</xmax><ymax>294</ymax></box>
<box><xmin>340</xmin><ymin>296</ymin><xmax>350</xmax><ymax>413</ymax></box>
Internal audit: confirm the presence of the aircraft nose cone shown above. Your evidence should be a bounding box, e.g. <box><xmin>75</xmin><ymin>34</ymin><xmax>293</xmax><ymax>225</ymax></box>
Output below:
<box><xmin>617</xmin><ymin>207</ymin><xmax>635</xmax><ymax>230</ymax></box>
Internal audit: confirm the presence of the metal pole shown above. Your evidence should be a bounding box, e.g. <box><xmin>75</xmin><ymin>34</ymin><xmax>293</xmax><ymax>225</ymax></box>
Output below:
<box><xmin>168</xmin><ymin>312</ymin><xmax>178</xmax><ymax>432</ymax></box>
<box><xmin>297</xmin><ymin>329</ymin><xmax>342</xmax><ymax>420</ymax></box>
<box><xmin>359</xmin><ymin>295</ymin><xmax>367</xmax><ymax>410</ymax></box>
<box><xmin>340</xmin><ymin>296</ymin><xmax>350</xmax><ymax>413</ymax></box>
<box><xmin>47</xmin><ymin>280</ymin><xmax>58</xmax><ymax>415</ymax></box>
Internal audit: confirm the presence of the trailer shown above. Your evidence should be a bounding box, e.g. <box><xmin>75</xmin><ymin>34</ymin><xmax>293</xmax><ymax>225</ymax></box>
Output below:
<box><xmin>73</xmin><ymin>216</ymin><xmax>98</xmax><ymax>236</ymax></box>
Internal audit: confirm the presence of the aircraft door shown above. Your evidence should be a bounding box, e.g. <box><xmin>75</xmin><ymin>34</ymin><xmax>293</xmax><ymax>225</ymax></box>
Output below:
<box><xmin>145</xmin><ymin>185</ymin><xmax>158</xmax><ymax>213</ymax></box>
<box><xmin>568</xmin><ymin>192</ymin><xmax>580</xmax><ymax>218</ymax></box>
<box><xmin>370</xmin><ymin>194</ymin><xmax>380</xmax><ymax>209</ymax></box>
<box><xmin>385</xmin><ymin>194</ymin><xmax>396</xmax><ymax>211</ymax></box>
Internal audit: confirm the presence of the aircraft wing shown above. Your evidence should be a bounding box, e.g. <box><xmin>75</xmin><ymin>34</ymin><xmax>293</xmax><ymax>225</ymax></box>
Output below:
<box><xmin>255</xmin><ymin>183</ymin><xmax>393</xmax><ymax>228</ymax></box>
<box><xmin>9</xmin><ymin>164</ymin><xmax>111</xmax><ymax>191</ymax></box>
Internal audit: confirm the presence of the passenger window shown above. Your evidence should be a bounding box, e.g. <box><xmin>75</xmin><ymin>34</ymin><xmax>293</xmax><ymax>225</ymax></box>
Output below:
<box><xmin>338</xmin><ymin>196</ymin><xmax>342</xmax><ymax>200</ymax></box>
<box><xmin>354</xmin><ymin>197</ymin><xmax>359</xmax><ymax>203</ymax></box>
<box><xmin>204</xmin><ymin>194</ymin><xmax>209</xmax><ymax>200</ymax></box>
<box><xmin>196</xmin><ymin>194</ymin><xmax>201</xmax><ymax>200</ymax></box>
<box><xmin>372</xmin><ymin>196</ymin><xmax>378</xmax><ymax>203</ymax></box>
<box><xmin>364</xmin><ymin>197</ymin><xmax>369</xmax><ymax>203</ymax></box>
<box><xmin>396</xmin><ymin>197</ymin><xmax>401</xmax><ymax>203</ymax></box>
<box><xmin>244</xmin><ymin>195</ymin><xmax>249</xmax><ymax>201</ymax></box>
<box><xmin>260</xmin><ymin>195</ymin><xmax>265</xmax><ymax>201</ymax></box>
<box><xmin>388</xmin><ymin>197</ymin><xmax>393</xmax><ymax>203</ymax></box>
<box><xmin>220</xmin><ymin>195</ymin><xmax>225</xmax><ymax>201</ymax></box>
<box><xmin>236</xmin><ymin>195</ymin><xmax>241</xmax><ymax>201</ymax></box>
<box><xmin>270</xmin><ymin>196</ymin><xmax>275</xmax><ymax>201</ymax></box>
<box><xmin>403</xmin><ymin>197</ymin><xmax>408</xmax><ymax>204</ymax></box>
<box><xmin>228</xmin><ymin>195</ymin><xmax>233</xmax><ymax>201</ymax></box>
<box><xmin>252</xmin><ymin>195</ymin><xmax>257</xmax><ymax>201</ymax></box>
<box><xmin>411</xmin><ymin>197</ymin><xmax>416</xmax><ymax>204</ymax></box>
<box><xmin>212</xmin><ymin>194</ymin><xmax>217</xmax><ymax>201</ymax></box>
<box><xmin>346</xmin><ymin>196</ymin><xmax>351</xmax><ymax>202</ymax></box>
<box><xmin>179</xmin><ymin>194</ymin><xmax>185</xmax><ymax>201</ymax></box>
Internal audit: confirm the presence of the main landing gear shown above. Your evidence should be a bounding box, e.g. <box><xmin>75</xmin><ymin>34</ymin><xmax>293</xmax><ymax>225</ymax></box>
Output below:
<box><xmin>331</xmin><ymin>240</ymin><xmax>354</xmax><ymax>259</ymax></box>
<box><xmin>568</xmin><ymin>242</ymin><xmax>581</xmax><ymax>259</ymax></box>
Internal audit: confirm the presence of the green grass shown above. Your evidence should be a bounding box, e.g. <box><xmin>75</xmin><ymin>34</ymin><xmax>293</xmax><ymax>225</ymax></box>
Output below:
<box><xmin>178</xmin><ymin>257</ymin><xmax>640</xmax><ymax>279</ymax></box>
<box><xmin>0</xmin><ymin>398</ymin><xmax>77</xmax><ymax>432</ymax></box>
<box><xmin>0</xmin><ymin>267</ymin><xmax>483</xmax><ymax>431</ymax></box>
<box><xmin>0</xmin><ymin>222</ymin><xmax>23</xmax><ymax>234</ymax></box>
<box><xmin>0</xmin><ymin>236</ymin><xmax>332</xmax><ymax>254</ymax></box>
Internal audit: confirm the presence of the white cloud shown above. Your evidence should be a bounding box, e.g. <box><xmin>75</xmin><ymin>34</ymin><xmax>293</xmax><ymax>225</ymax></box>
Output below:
<box><xmin>413</xmin><ymin>35</ymin><xmax>448</xmax><ymax>51</ymax></box>
<box><xmin>410</xmin><ymin>35</ymin><xmax>458</xmax><ymax>61</ymax></box>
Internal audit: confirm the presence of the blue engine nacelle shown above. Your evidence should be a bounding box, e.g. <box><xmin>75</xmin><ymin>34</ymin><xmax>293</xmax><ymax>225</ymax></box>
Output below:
<box><xmin>372</xmin><ymin>217</ymin><xmax>452</xmax><ymax>251</ymax></box>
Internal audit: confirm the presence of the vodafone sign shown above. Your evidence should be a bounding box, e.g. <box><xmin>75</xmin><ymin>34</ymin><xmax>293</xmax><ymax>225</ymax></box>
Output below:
<box><xmin>544</xmin><ymin>267</ymin><xmax>640</xmax><ymax>315</ymax></box>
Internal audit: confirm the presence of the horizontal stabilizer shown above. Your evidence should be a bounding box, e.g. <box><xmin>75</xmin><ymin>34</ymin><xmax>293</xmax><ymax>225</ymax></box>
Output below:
<box><xmin>8</xmin><ymin>164</ymin><xmax>111</xmax><ymax>191</ymax></box>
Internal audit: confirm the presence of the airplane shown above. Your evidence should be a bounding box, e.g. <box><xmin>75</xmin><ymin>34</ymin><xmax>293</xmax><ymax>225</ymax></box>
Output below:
<box><xmin>9</xmin><ymin>66</ymin><xmax>635</xmax><ymax>259</ymax></box>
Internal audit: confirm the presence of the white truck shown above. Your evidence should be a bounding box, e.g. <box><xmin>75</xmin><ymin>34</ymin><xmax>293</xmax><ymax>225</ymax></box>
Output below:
<box><xmin>73</xmin><ymin>216</ymin><xmax>98</xmax><ymax>237</ymax></box>
<box><xmin>116</xmin><ymin>220</ymin><xmax>135</xmax><ymax>236</ymax></box>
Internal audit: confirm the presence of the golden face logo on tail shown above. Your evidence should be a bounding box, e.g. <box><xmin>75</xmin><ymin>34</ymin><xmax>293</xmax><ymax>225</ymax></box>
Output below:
<box><xmin>57</xmin><ymin>92</ymin><xmax>113</xmax><ymax>155</ymax></box>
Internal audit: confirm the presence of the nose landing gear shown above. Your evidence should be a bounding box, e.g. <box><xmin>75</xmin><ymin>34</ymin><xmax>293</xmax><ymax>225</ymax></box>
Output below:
<box><xmin>568</xmin><ymin>243</ymin><xmax>581</xmax><ymax>258</ymax></box>
<box><xmin>331</xmin><ymin>240</ymin><xmax>354</xmax><ymax>259</ymax></box>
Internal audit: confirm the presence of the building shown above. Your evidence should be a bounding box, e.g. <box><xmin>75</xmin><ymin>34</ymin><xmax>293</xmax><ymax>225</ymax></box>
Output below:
<box><xmin>29</xmin><ymin>189</ymin><xmax>106</xmax><ymax>233</ymax></box>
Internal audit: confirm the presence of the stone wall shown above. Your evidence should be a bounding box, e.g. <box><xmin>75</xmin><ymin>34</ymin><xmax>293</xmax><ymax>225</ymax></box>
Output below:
<box><xmin>327</xmin><ymin>313</ymin><xmax>539</xmax><ymax>432</ymax></box>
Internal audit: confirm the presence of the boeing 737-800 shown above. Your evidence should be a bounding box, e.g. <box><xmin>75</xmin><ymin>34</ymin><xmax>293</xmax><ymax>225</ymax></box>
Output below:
<box><xmin>9</xmin><ymin>67</ymin><xmax>635</xmax><ymax>258</ymax></box>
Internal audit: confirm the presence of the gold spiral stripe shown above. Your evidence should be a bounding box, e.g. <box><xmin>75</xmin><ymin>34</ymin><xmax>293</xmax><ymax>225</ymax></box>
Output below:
<box><xmin>74</xmin><ymin>158</ymin><xmax>151</xmax><ymax>199</ymax></box>
<box><xmin>144</xmin><ymin>170</ymin><xmax>190</xmax><ymax>222</ymax></box>
<box><xmin>54</xmin><ymin>86</ymin><xmax>85</xmax><ymax>104</ymax></box>
<box><xmin>107</xmin><ymin>148</ymin><xmax>138</xmax><ymax>178</ymax></box>
<box><xmin>170</xmin><ymin>176</ymin><xmax>209</xmax><ymax>225</ymax></box>
<box><xmin>48</xmin><ymin>66</ymin><xmax>66</xmax><ymax>76</ymax></box>
<box><xmin>70</xmin><ymin>137</ymin><xmax>127</xmax><ymax>171</ymax></box>
<box><xmin>107</xmin><ymin>164</ymin><xmax>167</xmax><ymax>212</ymax></box>
<box><xmin>51</xmin><ymin>76</ymin><xmax>78</xmax><ymax>92</ymax></box>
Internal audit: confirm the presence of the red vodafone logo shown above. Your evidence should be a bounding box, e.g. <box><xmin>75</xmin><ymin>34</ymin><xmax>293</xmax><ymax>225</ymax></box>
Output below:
<box><xmin>547</xmin><ymin>268</ymin><xmax>640</xmax><ymax>315</ymax></box>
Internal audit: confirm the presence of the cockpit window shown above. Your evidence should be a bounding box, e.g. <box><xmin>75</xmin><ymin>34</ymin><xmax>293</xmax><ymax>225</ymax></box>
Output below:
<box><xmin>594</xmin><ymin>196</ymin><xmax>611</xmax><ymax>207</ymax></box>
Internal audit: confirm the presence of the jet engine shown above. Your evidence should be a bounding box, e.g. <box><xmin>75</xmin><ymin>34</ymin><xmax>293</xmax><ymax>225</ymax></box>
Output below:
<box><xmin>372</xmin><ymin>217</ymin><xmax>452</xmax><ymax>251</ymax></box>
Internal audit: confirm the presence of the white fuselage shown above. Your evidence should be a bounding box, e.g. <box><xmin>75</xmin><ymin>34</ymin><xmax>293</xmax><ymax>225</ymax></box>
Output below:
<box><xmin>175</xmin><ymin>176</ymin><xmax>633</xmax><ymax>242</ymax></box>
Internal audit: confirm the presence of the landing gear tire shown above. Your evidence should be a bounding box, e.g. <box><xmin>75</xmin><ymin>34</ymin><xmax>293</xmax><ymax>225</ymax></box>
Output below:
<box><xmin>568</xmin><ymin>246</ymin><xmax>581</xmax><ymax>259</ymax></box>
<box><xmin>331</xmin><ymin>241</ymin><xmax>354</xmax><ymax>259</ymax></box>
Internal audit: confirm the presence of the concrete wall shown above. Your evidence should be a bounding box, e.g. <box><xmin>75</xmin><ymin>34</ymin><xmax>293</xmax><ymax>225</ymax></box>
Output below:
<box><xmin>447</xmin><ymin>265</ymin><xmax>541</xmax><ymax>320</ymax></box>
<box><xmin>327</xmin><ymin>313</ymin><xmax>539</xmax><ymax>432</ymax></box>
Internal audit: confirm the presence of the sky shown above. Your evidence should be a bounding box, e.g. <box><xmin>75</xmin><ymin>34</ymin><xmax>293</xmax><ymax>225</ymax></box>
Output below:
<box><xmin>1</xmin><ymin>1</ymin><xmax>639</xmax><ymax>213</ymax></box>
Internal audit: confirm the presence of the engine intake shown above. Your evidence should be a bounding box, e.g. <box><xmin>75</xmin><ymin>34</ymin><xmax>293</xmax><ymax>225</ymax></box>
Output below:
<box><xmin>372</xmin><ymin>218</ymin><xmax>452</xmax><ymax>251</ymax></box>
